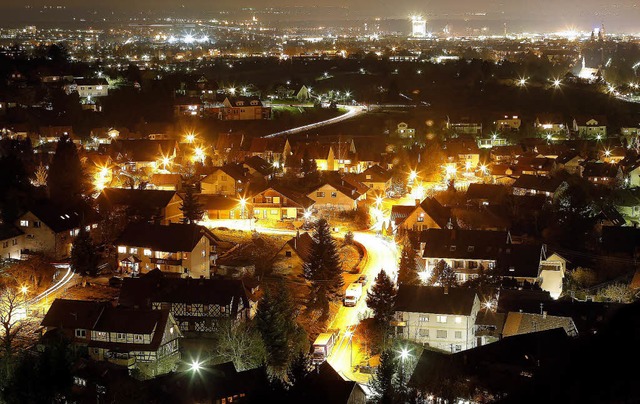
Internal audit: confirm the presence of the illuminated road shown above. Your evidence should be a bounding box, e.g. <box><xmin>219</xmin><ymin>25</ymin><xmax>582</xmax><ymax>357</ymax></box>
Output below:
<box><xmin>264</xmin><ymin>105</ymin><xmax>365</xmax><ymax>138</ymax></box>
<box><xmin>327</xmin><ymin>232</ymin><xmax>399</xmax><ymax>384</ymax></box>
<box><xmin>202</xmin><ymin>220</ymin><xmax>400</xmax><ymax>384</ymax></box>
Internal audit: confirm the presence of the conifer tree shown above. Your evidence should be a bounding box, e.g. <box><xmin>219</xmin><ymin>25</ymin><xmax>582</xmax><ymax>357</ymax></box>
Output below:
<box><xmin>397</xmin><ymin>238</ymin><xmax>419</xmax><ymax>285</ymax></box>
<box><xmin>369</xmin><ymin>349</ymin><xmax>397</xmax><ymax>404</ymax></box>
<box><xmin>70</xmin><ymin>226</ymin><xmax>98</xmax><ymax>276</ymax></box>
<box><xmin>180</xmin><ymin>184</ymin><xmax>204</xmax><ymax>224</ymax></box>
<box><xmin>47</xmin><ymin>135</ymin><xmax>86</xmax><ymax>205</ymax></box>
<box><xmin>303</xmin><ymin>219</ymin><xmax>343</xmax><ymax>316</ymax></box>
<box><xmin>366</xmin><ymin>271</ymin><xmax>397</xmax><ymax>327</ymax></box>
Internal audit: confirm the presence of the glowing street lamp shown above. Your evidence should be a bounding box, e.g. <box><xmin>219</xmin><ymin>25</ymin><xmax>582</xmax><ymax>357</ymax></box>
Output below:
<box><xmin>375</xmin><ymin>196</ymin><xmax>383</xmax><ymax>209</ymax></box>
<box><xmin>303</xmin><ymin>209</ymin><xmax>312</xmax><ymax>220</ymax></box>
<box><xmin>190</xmin><ymin>360</ymin><xmax>202</xmax><ymax>372</ymax></box>
<box><xmin>185</xmin><ymin>133</ymin><xmax>196</xmax><ymax>143</ymax></box>
<box><xmin>445</xmin><ymin>164</ymin><xmax>457</xmax><ymax>178</ymax></box>
<box><xmin>229</xmin><ymin>87</ymin><xmax>236</xmax><ymax>95</ymax></box>
<box><xmin>518</xmin><ymin>77</ymin><xmax>527</xmax><ymax>87</ymax></box>
<box><xmin>194</xmin><ymin>147</ymin><xmax>206</xmax><ymax>164</ymax></box>
<box><xmin>465</xmin><ymin>161</ymin><xmax>472</xmax><ymax>171</ymax></box>
<box><xmin>604</xmin><ymin>149</ymin><xmax>611</xmax><ymax>157</ymax></box>
<box><xmin>399</xmin><ymin>347</ymin><xmax>410</xmax><ymax>362</ymax></box>
<box><xmin>409</xmin><ymin>170</ymin><xmax>418</xmax><ymax>182</ymax></box>
<box><xmin>20</xmin><ymin>285</ymin><xmax>28</xmax><ymax>295</ymax></box>
<box><xmin>239</xmin><ymin>197</ymin><xmax>247</xmax><ymax>219</ymax></box>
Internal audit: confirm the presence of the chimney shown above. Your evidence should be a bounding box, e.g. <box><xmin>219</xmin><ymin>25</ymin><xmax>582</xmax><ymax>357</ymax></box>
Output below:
<box><xmin>294</xmin><ymin>230</ymin><xmax>299</xmax><ymax>250</ymax></box>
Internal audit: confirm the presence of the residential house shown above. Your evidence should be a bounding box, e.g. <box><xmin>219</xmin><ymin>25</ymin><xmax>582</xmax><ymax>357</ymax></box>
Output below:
<box><xmin>213</xmin><ymin>132</ymin><xmax>246</xmax><ymax>164</ymax></box>
<box><xmin>271</xmin><ymin>231</ymin><xmax>314</xmax><ymax>275</ymax></box>
<box><xmin>396</xmin><ymin>122</ymin><xmax>416</xmax><ymax>139</ymax></box>
<box><xmin>537</xmin><ymin>250</ymin><xmax>568</xmax><ymax>299</ymax></box>
<box><xmin>494</xmin><ymin>115</ymin><xmax>521</xmax><ymax>132</ymax></box>
<box><xmin>251</xmin><ymin>186</ymin><xmax>315</xmax><ymax>221</ymax></box>
<box><xmin>465</xmin><ymin>184</ymin><xmax>508</xmax><ymax>207</ymax></box>
<box><xmin>292</xmin><ymin>142</ymin><xmax>343</xmax><ymax>172</ymax></box>
<box><xmin>173</xmin><ymin>96</ymin><xmax>203</xmax><ymax>117</ymax></box>
<box><xmin>447</xmin><ymin>118</ymin><xmax>482</xmax><ymax>136</ymax></box>
<box><xmin>444</xmin><ymin>139</ymin><xmax>481</xmax><ymax>169</ymax></box>
<box><xmin>97</xmin><ymin>188</ymin><xmax>183</xmax><ymax>224</ymax></box>
<box><xmin>41</xmin><ymin>299</ymin><xmax>182</xmax><ymax>377</ymax></box>
<box><xmin>599</xmin><ymin>146</ymin><xmax>626</xmax><ymax>164</ymax></box>
<box><xmin>477</xmin><ymin>136</ymin><xmax>508</xmax><ymax>149</ymax></box>
<box><xmin>394</xmin><ymin>286</ymin><xmax>481</xmax><ymax>352</ymax></box>
<box><xmin>573</xmin><ymin>115</ymin><xmax>607</xmax><ymax>139</ymax></box>
<box><xmin>555</xmin><ymin>150</ymin><xmax>584</xmax><ymax>175</ymax></box>
<box><xmin>307</xmin><ymin>180</ymin><xmax>365</xmax><ymax>211</ymax></box>
<box><xmin>582</xmin><ymin>161</ymin><xmax>622</xmax><ymax>186</ymax></box>
<box><xmin>0</xmin><ymin>225</ymin><xmax>23</xmax><ymax>260</ymax></box>
<box><xmin>147</xmin><ymin>362</ymin><xmax>272</xmax><ymax>403</ymax></box>
<box><xmin>512</xmin><ymin>175</ymin><xmax>566</xmax><ymax>198</ymax></box>
<box><xmin>17</xmin><ymin>201</ymin><xmax>99</xmax><ymax>260</ymax></box>
<box><xmin>35</xmin><ymin>126</ymin><xmax>76</xmax><ymax>144</ymax></box>
<box><xmin>408</xmin><ymin>328</ymin><xmax>571</xmax><ymax>400</ymax></box>
<box><xmin>149</xmin><ymin>173</ymin><xmax>182</xmax><ymax>191</ymax></box>
<box><xmin>612</xmin><ymin>189</ymin><xmax>640</xmax><ymax>224</ymax></box>
<box><xmin>300</xmin><ymin>361</ymin><xmax>367</xmax><ymax>404</ymax></box>
<box><xmin>502</xmin><ymin>311</ymin><xmax>578</xmax><ymax>338</ymax></box>
<box><xmin>118</xmin><ymin>269</ymin><xmax>254</xmax><ymax>334</ymax></box>
<box><xmin>108</xmin><ymin>139</ymin><xmax>180</xmax><ymax>172</ymax></box>
<box><xmin>535</xmin><ymin>113</ymin><xmax>567</xmax><ymax>135</ymax></box>
<box><xmin>246</xmin><ymin>137</ymin><xmax>291</xmax><ymax>163</ymax></box>
<box><xmin>391</xmin><ymin>197</ymin><xmax>452</xmax><ymax>232</ymax></box>
<box><xmin>511</xmin><ymin>156</ymin><xmax>556</xmax><ymax>176</ymax></box>
<box><xmin>116</xmin><ymin>222</ymin><xmax>218</xmax><ymax>278</ymax></box>
<box><xmin>489</xmin><ymin>145</ymin><xmax>525</xmax><ymax>162</ymax></box>
<box><xmin>198</xmin><ymin>194</ymin><xmax>251</xmax><ymax>220</ymax></box>
<box><xmin>352</xmin><ymin>165</ymin><xmax>392</xmax><ymax>198</ymax></box>
<box><xmin>212</xmin><ymin>96</ymin><xmax>271</xmax><ymax>120</ymax></box>
<box><xmin>69</xmin><ymin>78</ymin><xmax>109</xmax><ymax>98</ymax></box>
<box><xmin>625</xmin><ymin>159</ymin><xmax>640</xmax><ymax>187</ymax></box>
<box><xmin>200</xmin><ymin>164</ymin><xmax>249</xmax><ymax>196</ymax></box>
<box><xmin>243</xmin><ymin>155</ymin><xmax>274</xmax><ymax>179</ymax></box>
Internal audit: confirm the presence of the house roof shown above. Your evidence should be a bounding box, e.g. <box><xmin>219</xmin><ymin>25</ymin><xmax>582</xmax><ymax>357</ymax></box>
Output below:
<box><xmin>75</xmin><ymin>78</ymin><xmax>108</xmax><ymax>86</ymax></box>
<box><xmin>119</xmin><ymin>269</ymin><xmax>251</xmax><ymax>312</ymax></box>
<box><xmin>420</xmin><ymin>229</ymin><xmax>509</xmax><ymax>260</ymax></box>
<box><xmin>0</xmin><ymin>224</ymin><xmax>22</xmax><ymax>241</ymax></box>
<box><xmin>97</xmin><ymin>188</ymin><xmax>177</xmax><ymax>213</ymax></box>
<box><xmin>395</xmin><ymin>285</ymin><xmax>478</xmax><ymax>315</ymax></box>
<box><xmin>41</xmin><ymin>299</ymin><xmax>108</xmax><ymax>330</ymax></box>
<box><xmin>555</xmin><ymin>150</ymin><xmax>582</xmax><ymax>165</ymax></box>
<box><xmin>214</xmin><ymin>163</ymin><xmax>249</xmax><ymax>182</ymax></box>
<box><xmin>496</xmin><ymin>244</ymin><xmax>543</xmax><ymax>278</ymax></box>
<box><xmin>341</xmin><ymin>175</ymin><xmax>370</xmax><ymax>195</ymax></box>
<box><xmin>282</xmin><ymin>231</ymin><xmax>314</xmax><ymax>262</ymax></box>
<box><xmin>502</xmin><ymin>312</ymin><xmax>577</xmax><ymax>338</ymax></box>
<box><xmin>150</xmin><ymin>173</ymin><xmax>182</xmax><ymax>187</ymax></box>
<box><xmin>304</xmin><ymin>361</ymin><xmax>364</xmax><ymax>404</ymax></box>
<box><xmin>310</xmin><ymin>180</ymin><xmax>362</xmax><ymax>201</ymax></box>
<box><xmin>512</xmin><ymin>175</ymin><xmax>564</xmax><ymax>193</ymax></box>
<box><xmin>420</xmin><ymin>197</ymin><xmax>452</xmax><ymax>228</ymax></box>
<box><xmin>355</xmin><ymin>165</ymin><xmax>391</xmax><ymax>183</ymax></box>
<box><xmin>465</xmin><ymin>184</ymin><xmax>507</xmax><ymax>202</ymax></box>
<box><xmin>582</xmin><ymin>161</ymin><xmax>620</xmax><ymax>178</ymax></box>
<box><xmin>253</xmin><ymin>186</ymin><xmax>315</xmax><ymax>209</ymax></box>
<box><xmin>391</xmin><ymin>205</ymin><xmax>416</xmax><ymax>226</ymax></box>
<box><xmin>198</xmin><ymin>194</ymin><xmax>245</xmax><ymax>211</ymax></box>
<box><xmin>574</xmin><ymin>115</ymin><xmax>608</xmax><ymax>126</ymax></box>
<box><xmin>215</xmin><ymin>132</ymin><xmax>245</xmax><ymax>151</ymax></box>
<box><xmin>26</xmin><ymin>201</ymin><xmax>99</xmax><ymax>233</ymax></box>
<box><xmin>115</xmin><ymin>223</ymin><xmax>216</xmax><ymax>252</ymax></box>
<box><xmin>243</xmin><ymin>155</ymin><xmax>273</xmax><ymax>176</ymax></box>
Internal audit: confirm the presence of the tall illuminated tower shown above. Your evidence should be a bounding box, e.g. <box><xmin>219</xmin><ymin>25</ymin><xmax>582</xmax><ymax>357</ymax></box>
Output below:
<box><xmin>411</xmin><ymin>15</ymin><xmax>427</xmax><ymax>38</ymax></box>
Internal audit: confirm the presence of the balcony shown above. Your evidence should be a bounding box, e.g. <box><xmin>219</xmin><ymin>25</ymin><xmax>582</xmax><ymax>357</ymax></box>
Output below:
<box><xmin>150</xmin><ymin>257</ymin><xmax>183</xmax><ymax>266</ymax></box>
<box><xmin>105</xmin><ymin>353</ymin><xmax>136</xmax><ymax>368</ymax></box>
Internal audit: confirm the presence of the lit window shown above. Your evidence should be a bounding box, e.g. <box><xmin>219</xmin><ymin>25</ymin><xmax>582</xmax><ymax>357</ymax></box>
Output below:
<box><xmin>316</xmin><ymin>192</ymin><xmax>325</xmax><ymax>197</ymax></box>
<box><xmin>331</xmin><ymin>192</ymin><xmax>337</xmax><ymax>198</ymax></box>
<box><xmin>118</xmin><ymin>246</ymin><xmax>127</xmax><ymax>254</ymax></box>
<box><xmin>419</xmin><ymin>316</ymin><xmax>429</xmax><ymax>322</ymax></box>
<box><xmin>130</xmin><ymin>248</ymin><xmax>138</xmax><ymax>254</ymax></box>
<box><xmin>455</xmin><ymin>316</ymin><xmax>462</xmax><ymax>324</ymax></box>
<box><xmin>436</xmin><ymin>315</ymin><xmax>447</xmax><ymax>323</ymax></box>
<box><xmin>85</xmin><ymin>226</ymin><xmax>90</xmax><ymax>231</ymax></box>
<box><xmin>144</xmin><ymin>249</ymin><xmax>152</xmax><ymax>257</ymax></box>
<box><xmin>20</xmin><ymin>220</ymin><xmax>28</xmax><ymax>227</ymax></box>
<box><xmin>92</xmin><ymin>223</ymin><xmax>98</xmax><ymax>229</ymax></box>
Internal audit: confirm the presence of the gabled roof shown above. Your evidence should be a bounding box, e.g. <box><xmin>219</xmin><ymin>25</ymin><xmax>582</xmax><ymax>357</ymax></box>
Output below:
<box><xmin>502</xmin><ymin>312</ymin><xmax>578</xmax><ymax>338</ymax></box>
<box><xmin>512</xmin><ymin>175</ymin><xmax>564</xmax><ymax>193</ymax></box>
<box><xmin>496</xmin><ymin>244</ymin><xmax>543</xmax><ymax>278</ymax></box>
<box><xmin>310</xmin><ymin>180</ymin><xmax>362</xmax><ymax>201</ymax></box>
<box><xmin>243</xmin><ymin>155</ymin><xmax>273</xmax><ymax>176</ymax></box>
<box><xmin>281</xmin><ymin>231</ymin><xmax>314</xmax><ymax>262</ymax></box>
<box><xmin>341</xmin><ymin>175</ymin><xmax>370</xmax><ymax>195</ymax></box>
<box><xmin>391</xmin><ymin>205</ymin><xmax>416</xmax><ymax>226</ymax></box>
<box><xmin>395</xmin><ymin>285</ymin><xmax>478</xmax><ymax>315</ymax></box>
<box><xmin>355</xmin><ymin>165</ymin><xmax>391</xmax><ymax>183</ymax></box>
<box><xmin>119</xmin><ymin>270</ymin><xmax>250</xmax><ymax>313</ymax></box>
<box><xmin>75</xmin><ymin>78</ymin><xmax>108</xmax><ymax>86</ymax></box>
<box><xmin>150</xmin><ymin>173</ymin><xmax>182</xmax><ymax>187</ymax></box>
<box><xmin>465</xmin><ymin>184</ymin><xmax>507</xmax><ymax>202</ymax></box>
<box><xmin>25</xmin><ymin>201</ymin><xmax>99</xmax><ymax>233</ymax></box>
<box><xmin>97</xmin><ymin>188</ymin><xmax>177</xmax><ymax>212</ymax></box>
<box><xmin>116</xmin><ymin>223</ymin><xmax>216</xmax><ymax>252</ymax></box>
<box><xmin>215</xmin><ymin>132</ymin><xmax>245</xmax><ymax>151</ymax></box>
<box><xmin>556</xmin><ymin>150</ymin><xmax>582</xmax><ymax>165</ymax></box>
<box><xmin>41</xmin><ymin>299</ymin><xmax>108</xmax><ymax>330</ymax></box>
<box><xmin>582</xmin><ymin>161</ymin><xmax>620</xmax><ymax>178</ymax></box>
<box><xmin>253</xmin><ymin>186</ymin><xmax>315</xmax><ymax>209</ymax></box>
<box><xmin>304</xmin><ymin>361</ymin><xmax>365</xmax><ymax>404</ymax></box>
<box><xmin>213</xmin><ymin>163</ymin><xmax>249</xmax><ymax>182</ymax></box>
<box><xmin>420</xmin><ymin>197</ymin><xmax>452</xmax><ymax>228</ymax></box>
<box><xmin>0</xmin><ymin>224</ymin><xmax>23</xmax><ymax>241</ymax></box>
<box><xmin>573</xmin><ymin>115</ymin><xmax>608</xmax><ymax>126</ymax></box>
<box><xmin>420</xmin><ymin>229</ymin><xmax>509</xmax><ymax>260</ymax></box>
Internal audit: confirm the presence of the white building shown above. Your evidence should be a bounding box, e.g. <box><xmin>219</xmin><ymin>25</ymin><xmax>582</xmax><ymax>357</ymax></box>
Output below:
<box><xmin>394</xmin><ymin>286</ymin><xmax>480</xmax><ymax>352</ymax></box>
<box><xmin>411</xmin><ymin>16</ymin><xmax>427</xmax><ymax>38</ymax></box>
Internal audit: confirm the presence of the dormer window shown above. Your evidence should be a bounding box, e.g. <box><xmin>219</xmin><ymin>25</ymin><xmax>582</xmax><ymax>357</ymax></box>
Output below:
<box><xmin>450</xmin><ymin>245</ymin><xmax>456</xmax><ymax>252</ymax></box>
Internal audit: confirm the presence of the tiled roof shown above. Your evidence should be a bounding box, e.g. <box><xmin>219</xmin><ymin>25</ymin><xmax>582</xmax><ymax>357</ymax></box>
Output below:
<box><xmin>395</xmin><ymin>285</ymin><xmax>477</xmax><ymax>315</ymax></box>
<box><xmin>283</xmin><ymin>231</ymin><xmax>314</xmax><ymax>262</ymax></box>
<box><xmin>512</xmin><ymin>175</ymin><xmax>564</xmax><ymax>193</ymax></box>
<box><xmin>502</xmin><ymin>312</ymin><xmax>578</xmax><ymax>338</ymax></box>
<box><xmin>27</xmin><ymin>201</ymin><xmax>99</xmax><ymax>233</ymax></box>
<box><xmin>97</xmin><ymin>188</ymin><xmax>177</xmax><ymax>212</ymax></box>
<box><xmin>116</xmin><ymin>223</ymin><xmax>216</xmax><ymax>252</ymax></box>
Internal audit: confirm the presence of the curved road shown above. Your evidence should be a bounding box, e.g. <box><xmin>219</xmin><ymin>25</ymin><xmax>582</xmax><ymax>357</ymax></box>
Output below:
<box><xmin>201</xmin><ymin>219</ymin><xmax>400</xmax><ymax>384</ymax></box>
<box><xmin>264</xmin><ymin>105</ymin><xmax>366</xmax><ymax>138</ymax></box>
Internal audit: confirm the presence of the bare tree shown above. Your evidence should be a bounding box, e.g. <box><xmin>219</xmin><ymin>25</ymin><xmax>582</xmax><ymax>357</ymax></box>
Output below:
<box><xmin>0</xmin><ymin>280</ymin><xmax>32</xmax><ymax>379</ymax></box>
<box><xmin>209</xmin><ymin>320</ymin><xmax>266</xmax><ymax>371</ymax></box>
<box><xmin>597</xmin><ymin>283</ymin><xmax>634</xmax><ymax>303</ymax></box>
